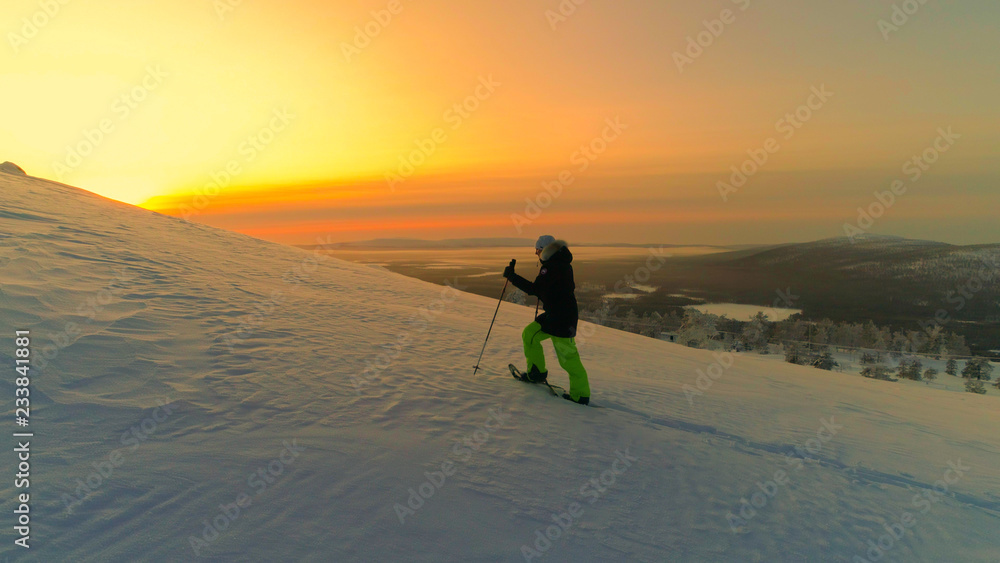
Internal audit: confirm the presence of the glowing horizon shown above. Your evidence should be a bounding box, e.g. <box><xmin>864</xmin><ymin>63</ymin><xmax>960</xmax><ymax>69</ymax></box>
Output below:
<box><xmin>2</xmin><ymin>0</ymin><xmax>998</xmax><ymax>245</ymax></box>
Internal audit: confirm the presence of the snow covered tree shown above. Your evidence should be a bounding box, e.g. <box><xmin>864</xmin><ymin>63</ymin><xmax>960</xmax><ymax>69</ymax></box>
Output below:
<box><xmin>771</xmin><ymin>320</ymin><xmax>788</xmax><ymax>343</ymax></box>
<box><xmin>889</xmin><ymin>331</ymin><xmax>909</xmax><ymax>359</ymax></box>
<box><xmin>850</xmin><ymin>323</ymin><xmax>866</xmax><ymax>348</ymax></box>
<box><xmin>785</xmin><ymin>343</ymin><xmax>806</xmax><ymax>365</ymax></box>
<box><xmin>788</xmin><ymin>320</ymin><xmax>809</xmax><ymax>343</ymax></box>
<box><xmin>831</xmin><ymin>323</ymin><xmax>851</xmax><ymax>348</ymax></box>
<box><xmin>665</xmin><ymin>309</ymin><xmax>682</xmax><ymax>328</ymax></box>
<box><xmin>677</xmin><ymin>309</ymin><xmax>719</xmax><ymax>349</ymax></box>
<box><xmin>860</xmin><ymin>352</ymin><xmax>880</xmax><ymax>365</ymax></box>
<box><xmin>622</xmin><ymin>308</ymin><xmax>640</xmax><ymax>334</ymax></box>
<box><xmin>907</xmin><ymin>330</ymin><xmax>930</xmax><ymax>354</ymax></box>
<box><xmin>721</xmin><ymin>331</ymin><xmax>735</xmax><ymax>351</ymax></box>
<box><xmin>946</xmin><ymin>333</ymin><xmax>971</xmax><ymax>356</ymax></box>
<box><xmin>812</xmin><ymin>320</ymin><xmax>833</xmax><ymax>346</ymax></box>
<box><xmin>582</xmin><ymin>301</ymin><xmax>613</xmax><ymax>327</ymax></box>
<box><xmin>739</xmin><ymin>312</ymin><xmax>771</xmax><ymax>353</ymax></box>
<box><xmin>961</xmin><ymin>358</ymin><xmax>994</xmax><ymax>381</ymax></box>
<box><xmin>504</xmin><ymin>287</ymin><xmax>528</xmax><ymax>305</ymax></box>
<box><xmin>965</xmin><ymin>378</ymin><xmax>986</xmax><ymax>394</ymax></box>
<box><xmin>981</xmin><ymin>358</ymin><xmax>994</xmax><ymax>381</ymax></box>
<box><xmin>638</xmin><ymin>311</ymin><xmax>666</xmax><ymax>339</ymax></box>
<box><xmin>836</xmin><ymin>323</ymin><xmax>863</xmax><ymax>349</ymax></box>
<box><xmin>945</xmin><ymin>358</ymin><xmax>958</xmax><ymax>376</ymax></box>
<box><xmin>813</xmin><ymin>350</ymin><xmax>837</xmax><ymax>371</ymax></box>
<box><xmin>876</xmin><ymin>327</ymin><xmax>893</xmax><ymax>352</ymax></box>
<box><xmin>861</xmin><ymin>321</ymin><xmax>881</xmax><ymax>349</ymax></box>
<box><xmin>861</xmin><ymin>365</ymin><xmax>894</xmax><ymax>381</ymax></box>
<box><xmin>897</xmin><ymin>358</ymin><xmax>923</xmax><ymax>381</ymax></box>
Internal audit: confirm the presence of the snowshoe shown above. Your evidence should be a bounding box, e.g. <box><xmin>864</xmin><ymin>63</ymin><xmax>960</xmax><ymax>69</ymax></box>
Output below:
<box><xmin>510</xmin><ymin>364</ymin><xmax>558</xmax><ymax>396</ymax></box>
<box><xmin>509</xmin><ymin>364</ymin><xmax>547</xmax><ymax>384</ymax></box>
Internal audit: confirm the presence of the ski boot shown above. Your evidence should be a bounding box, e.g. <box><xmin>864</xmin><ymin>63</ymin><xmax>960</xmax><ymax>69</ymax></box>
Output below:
<box><xmin>524</xmin><ymin>366</ymin><xmax>548</xmax><ymax>384</ymax></box>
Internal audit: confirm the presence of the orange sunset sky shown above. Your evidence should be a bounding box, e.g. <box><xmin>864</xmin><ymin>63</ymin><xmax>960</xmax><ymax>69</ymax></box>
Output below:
<box><xmin>2</xmin><ymin>0</ymin><xmax>998</xmax><ymax>245</ymax></box>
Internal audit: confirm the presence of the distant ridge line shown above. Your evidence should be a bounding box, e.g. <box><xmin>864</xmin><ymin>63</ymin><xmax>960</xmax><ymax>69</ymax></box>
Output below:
<box><xmin>295</xmin><ymin>238</ymin><xmax>757</xmax><ymax>251</ymax></box>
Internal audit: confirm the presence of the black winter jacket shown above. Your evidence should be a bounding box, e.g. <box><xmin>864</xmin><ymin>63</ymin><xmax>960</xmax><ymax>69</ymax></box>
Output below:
<box><xmin>507</xmin><ymin>240</ymin><xmax>579</xmax><ymax>338</ymax></box>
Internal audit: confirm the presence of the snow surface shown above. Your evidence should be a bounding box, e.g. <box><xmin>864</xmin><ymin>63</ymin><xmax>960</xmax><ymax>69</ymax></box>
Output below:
<box><xmin>1</xmin><ymin>174</ymin><xmax>998</xmax><ymax>562</ymax></box>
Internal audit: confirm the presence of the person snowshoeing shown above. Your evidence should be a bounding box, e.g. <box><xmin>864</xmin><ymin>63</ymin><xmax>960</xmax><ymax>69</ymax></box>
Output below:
<box><xmin>503</xmin><ymin>236</ymin><xmax>591</xmax><ymax>405</ymax></box>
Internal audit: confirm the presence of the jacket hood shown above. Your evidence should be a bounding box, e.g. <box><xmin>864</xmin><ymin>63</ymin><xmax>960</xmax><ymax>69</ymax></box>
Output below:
<box><xmin>540</xmin><ymin>240</ymin><xmax>572</xmax><ymax>264</ymax></box>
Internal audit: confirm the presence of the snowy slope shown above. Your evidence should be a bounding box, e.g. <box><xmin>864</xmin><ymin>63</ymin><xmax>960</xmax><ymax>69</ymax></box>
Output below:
<box><xmin>1</xmin><ymin>173</ymin><xmax>998</xmax><ymax>562</ymax></box>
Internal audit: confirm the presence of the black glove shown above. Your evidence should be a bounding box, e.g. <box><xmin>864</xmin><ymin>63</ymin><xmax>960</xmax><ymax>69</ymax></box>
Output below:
<box><xmin>503</xmin><ymin>264</ymin><xmax>515</xmax><ymax>279</ymax></box>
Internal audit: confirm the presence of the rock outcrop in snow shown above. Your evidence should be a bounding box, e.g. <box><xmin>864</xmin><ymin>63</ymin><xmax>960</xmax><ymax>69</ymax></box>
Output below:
<box><xmin>0</xmin><ymin>161</ymin><xmax>26</xmax><ymax>175</ymax></box>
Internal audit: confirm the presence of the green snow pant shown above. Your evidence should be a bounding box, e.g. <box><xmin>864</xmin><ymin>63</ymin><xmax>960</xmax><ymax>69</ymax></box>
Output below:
<box><xmin>522</xmin><ymin>321</ymin><xmax>590</xmax><ymax>400</ymax></box>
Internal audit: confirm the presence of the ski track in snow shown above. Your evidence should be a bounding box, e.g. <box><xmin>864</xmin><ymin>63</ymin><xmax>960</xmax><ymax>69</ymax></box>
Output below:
<box><xmin>1</xmin><ymin>173</ymin><xmax>999</xmax><ymax>562</ymax></box>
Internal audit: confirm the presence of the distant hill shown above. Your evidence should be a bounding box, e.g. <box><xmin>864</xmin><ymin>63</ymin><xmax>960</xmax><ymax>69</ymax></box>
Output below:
<box><xmin>700</xmin><ymin>235</ymin><xmax>1000</xmax><ymax>285</ymax></box>
<box><xmin>297</xmin><ymin>237</ymin><xmax>535</xmax><ymax>250</ymax></box>
<box><xmin>671</xmin><ymin>235</ymin><xmax>1000</xmax><ymax>351</ymax></box>
<box><xmin>297</xmin><ymin>238</ymin><xmax>747</xmax><ymax>251</ymax></box>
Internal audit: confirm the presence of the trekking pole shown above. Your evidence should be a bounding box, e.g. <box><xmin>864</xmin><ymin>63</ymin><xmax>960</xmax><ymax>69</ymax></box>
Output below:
<box><xmin>473</xmin><ymin>259</ymin><xmax>514</xmax><ymax>376</ymax></box>
<box><xmin>533</xmin><ymin>259</ymin><xmax>541</xmax><ymax>320</ymax></box>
